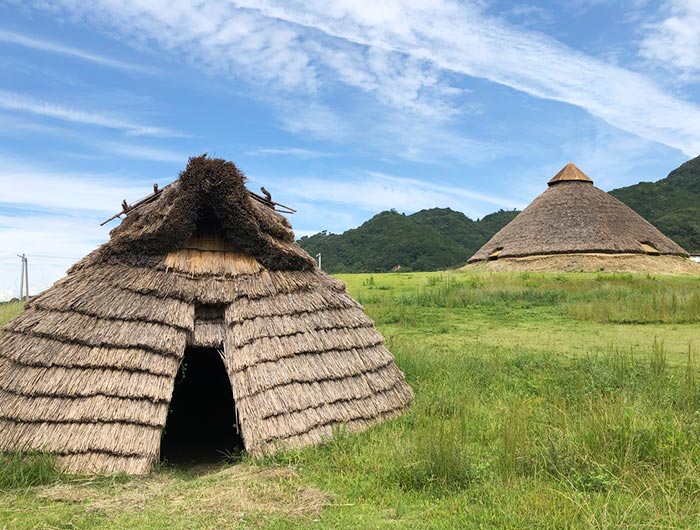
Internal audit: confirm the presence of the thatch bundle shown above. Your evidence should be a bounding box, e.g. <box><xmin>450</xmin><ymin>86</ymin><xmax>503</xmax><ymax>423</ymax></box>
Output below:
<box><xmin>467</xmin><ymin>163</ymin><xmax>696</xmax><ymax>273</ymax></box>
<box><xmin>0</xmin><ymin>155</ymin><xmax>413</xmax><ymax>474</ymax></box>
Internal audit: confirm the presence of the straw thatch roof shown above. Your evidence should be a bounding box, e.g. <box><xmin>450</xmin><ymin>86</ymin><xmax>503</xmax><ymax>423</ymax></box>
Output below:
<box><xmin>468</xmin><ymin>163</ymin><xmax>690</xmax><ymax>267</ymax></box>
<box><xmin>0</xmin><ymin>155</ymin><xmax>413</xmax><ymax>474</ymax></box>
<box><xmin>547</xmin><ymin>162</ymin><xmax>593</xmax><ymax>185</ymax></box>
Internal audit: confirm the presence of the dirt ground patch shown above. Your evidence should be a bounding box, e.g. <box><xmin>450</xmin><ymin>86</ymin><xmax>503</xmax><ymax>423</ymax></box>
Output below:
<box><xmin>36</xmin><ymin>464</ymin><xmax>328</xmax><ymax>523</ymax></box>
<box><xmin>169</xmin><ymin>465</ymin><xmax>329</xmax><ymax>518</ymax></box>
<box><xmin>38</xmin><ymin>475</ymin><xmax>174</xmax><ymax>512</ymax></box>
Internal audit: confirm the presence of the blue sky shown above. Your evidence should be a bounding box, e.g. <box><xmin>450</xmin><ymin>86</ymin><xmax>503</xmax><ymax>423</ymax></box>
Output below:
<box><xmin>1</xmin><ymin>0</ymin><xmax>699</xmax><ymax>299</ymax></box>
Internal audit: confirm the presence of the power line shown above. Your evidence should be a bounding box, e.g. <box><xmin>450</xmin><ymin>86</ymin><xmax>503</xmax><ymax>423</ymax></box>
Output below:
<box><xmin>28</xmin><ymin>253</ymin><xmax>79</xmax><ymax>259</ymax></box>
<box><xmin>0</xmin><ymin>252</ymin><xmax>81</xmax><ymax>260</ymax></box>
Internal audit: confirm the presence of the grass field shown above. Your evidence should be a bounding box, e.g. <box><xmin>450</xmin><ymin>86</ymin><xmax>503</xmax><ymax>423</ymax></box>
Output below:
<box><xmin>2</xmin><ymin>271</ymin><xmax>700</xmax><ymax>529</ymax></box>
<box><xmin>0</xmin><ymin>300</ymin><xmax>23</xmax><ymax>326</ymax></box>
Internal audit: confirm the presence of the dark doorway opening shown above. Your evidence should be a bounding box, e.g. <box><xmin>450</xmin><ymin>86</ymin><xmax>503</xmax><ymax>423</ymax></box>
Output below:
<box><xmin>160</xmin><ymin>347</ymin><xmax>243</xmax><ymax>465</ymax></box>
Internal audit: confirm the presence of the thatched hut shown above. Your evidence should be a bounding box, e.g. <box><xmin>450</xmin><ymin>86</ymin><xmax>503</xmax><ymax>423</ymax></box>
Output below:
<box><xmin>0</xmin><ymin>155</ymin><xmax>413</xmax><ymax>474</ymax></box>
<box><xmin>467</xmin><ymin>163</ymin><xmax>698</xmax><ymax>274</ymax></box>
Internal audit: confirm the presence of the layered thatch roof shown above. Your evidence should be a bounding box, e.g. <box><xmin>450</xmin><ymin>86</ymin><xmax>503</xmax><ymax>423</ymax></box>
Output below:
<box><xmin>0</xmin><ymin>155</ymin><xmax>413</xmax><ymax>474</ymax></box>
<box><xmin>468</xmin><ymin>163</ymin><xmax>691</xmax><ymax>268</ymax></box>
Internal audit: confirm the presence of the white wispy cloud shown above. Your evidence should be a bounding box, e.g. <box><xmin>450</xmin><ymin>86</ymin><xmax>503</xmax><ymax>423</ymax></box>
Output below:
<box><xmin>0</xmin><ymin>156</ymin><xmax>151</xmax><ymax>213</ymax></box>
<box><xmin>247</xmin><ymin>147</ymin><xmax>333</xmax><ymax>159</ymax></box>
<box><xmin>0</xmin><ymin>155</ymin><xmax>160</xmax><ymax>297</ymax></box>
<box><xmin>30</xmin><ymin>0</ymin><xmax>317</xmax><ymax>91</ymax></box>
<box><xmin>96</xmin><ymin>141</ymin><xmax>184</xmax><ymax>162</ymax></box>
<box><xmin>0</xmin><ymin>28</ymin><xmax>150</xmax><ymax>72</ymax></box>
<box><xmin>22</xmin><ymin>1</ymin><xmax>700</xmax><ymax>155</ymax></box>
<box><xmin>0</xmin><ymin>287</ymin><xmax>14</xmax><ymax>302</ymax></box>
<box><xmin>264</xmin><ymin>170</ymin><xmax>524</xmax><ymax>219</ymax></box>
<box><xmin>494</xmin><ymin>4</ymin><xmax>555</xmax><ymax>28</ymax></box>
<box><xmin>276</xmin><ymin>102</ymin><xmax>351</xmax><ymax>141</ymax></box>
<box><xmin>241</xmin><ymin>191</ymin><xmax>362</xmax><ymax>236</ymax></box>
<box><xmin>28</xmin><ymin>1</ymin><xmax>463</xmax><ymax>118</ymax></box>
<box><xmin>559</xmin><ymin>124</ymin><xmax>683</xmax><ymax>189</ymax></box>
<box><xmin>0</xmin><ymin>112</ymin><xmax>70</xmax><ymax>137</ymax></box>
<box><xmin>0</xmin><ymin>90</ymin><xmax>185</xmax><ymax>137</ymax></box>
<box><xmin>234</xmin><ymin>0</ymin><xmax>700</xmax><ymax>155</ymax></box>
<box><xmin>370</xmin><ymin>113</ymin><xmax>502</xmax><ymax>165</ymax></box>
<box><xmin>0</xmin><ymin>113</ymin><xmax>185</xmax><ymax>163</ymax></box>
<box><xmin>0</xmin><ymin>212</ymin><xmax>108</xmax><ymax>298</ymax></box>
<box><xmin>307</xmin><ymin>40</ymin><xmax>464</xmax><ymax>119</ymax></box>
<box><xmin>639</xmin><ymin>0</ymin><xmax>700</xmax><ymax>80</ymax></box>
<box><xmin>275</xmin><ymin>100</ymin><xmax>498</xmax><ymax>165</ymax></box>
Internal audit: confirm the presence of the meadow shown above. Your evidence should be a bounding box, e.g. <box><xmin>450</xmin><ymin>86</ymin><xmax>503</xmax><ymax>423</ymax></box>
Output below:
<box><xmin>2</xmin><ymin>271</ymin><xmax>700</xmax><ymax>529</ymax></box>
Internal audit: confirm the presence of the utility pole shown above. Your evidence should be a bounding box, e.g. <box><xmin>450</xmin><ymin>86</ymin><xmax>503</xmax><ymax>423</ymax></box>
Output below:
<box><xmin>316</xmin><ymin>253</ymin><xmax>322</xmax><ymax>270</ymax></box>
<box><xmin>17</xmin><ymin>254</ymin><xmax>28</xmax><ymax>301</ymax></box>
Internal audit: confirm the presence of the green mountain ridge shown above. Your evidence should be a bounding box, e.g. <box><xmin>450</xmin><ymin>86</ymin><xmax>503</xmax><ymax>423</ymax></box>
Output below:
<box><xmin>298</xmin><ymin>208</ymin><xmax>518</xmax><ymax>273</ymax></box>
<box><xmin>609</xmin><ymin>156</ymin><xmax>700</xmax><ymax>254</ymax></box>
<box><xmin>298</xmin><ymin>156</ymin><xmax>700</xmax><ymax>273</ymax></box>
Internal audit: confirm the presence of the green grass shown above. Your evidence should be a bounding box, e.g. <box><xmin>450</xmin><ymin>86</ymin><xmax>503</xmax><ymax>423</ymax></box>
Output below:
<box><xmin>0</xmin><ymin>300</ymin><xmax>23</xmax><ymax>325</ymax></box>
<box><xmin>3</xmin><ymin>271</ymin><xmax>700</xmax><ymax>528</ymax></box>
<box><xmin>0</xmin><ymin>452</ymin><xmax>63</xmax><ymax>490</ymax></box>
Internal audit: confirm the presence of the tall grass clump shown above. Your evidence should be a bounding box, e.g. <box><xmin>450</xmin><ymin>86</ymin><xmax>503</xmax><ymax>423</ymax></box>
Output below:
<box><xmin>0</xmin><ymin>452</ymin><xmax>62</xmax><ymax>490</ymax></box>
<box><xmin>525</xmin><ymin>344</ymin><xmax>700</xmax><ymax>495</ymax></box>
<box><xmin>389</xmin><ymin>403</ymin><xmax>492</xmax><ymax>493</ymax></box>
<box><xmin>498</xmin><ymin>399</ymin><xmax>531</xmax><ymax>482</ymax></box>
<box><xmin>354</xmin><ymin>271</ymin><xmax>700</xmax><ymax>325</ymax></box>
<box><xmin>388</xmin><ymin>273</ymin><xmax>566</xmax><ymax>311</ymax></box>
<box><xmin>389</xmin><ymin>331</ymin><xmax>700</xmax><ymax>496</ymax></box>
<box><xmin>564</xmin><ymin>282</ymin><xmax>700</xmax><ymax>324</ymax></box>
<box><xmin>0</xmin><ymin>300</ymin><xmax>23</xmax><ymax>326</ymax></box>
<box><xmin>391</xmin><ymin>406</ymin><xmax>479</xmax><ymax>492</ymax></box>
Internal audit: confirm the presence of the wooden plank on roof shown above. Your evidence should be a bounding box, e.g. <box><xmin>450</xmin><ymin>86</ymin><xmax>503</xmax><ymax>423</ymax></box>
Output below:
<box><xmin>640</xmin><ymin>242</ymin><xmax>660</xmax><ymax>255</ymax></box>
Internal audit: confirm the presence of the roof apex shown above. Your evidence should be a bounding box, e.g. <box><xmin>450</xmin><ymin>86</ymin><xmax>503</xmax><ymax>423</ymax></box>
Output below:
<box><xmin>70</xmin><ymin>155</ymin><xmax>316</xmax><ymax>273</ymax></box>
<box><xmin>548</xmin><ymin>162</ymin><xmax>593</xmax><ymax>186</ymax></box>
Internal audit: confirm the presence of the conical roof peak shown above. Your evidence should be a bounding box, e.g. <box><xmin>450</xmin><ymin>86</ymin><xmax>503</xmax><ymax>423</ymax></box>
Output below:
<box><xmin>548</xmin><ymin>162</ymin><xmax>593</xmax><ymax>186</ymax></box>
<box><xmin>71</xmin><ymin>155</ymin><xmax>315</xmax><ymax>273</ymax></box>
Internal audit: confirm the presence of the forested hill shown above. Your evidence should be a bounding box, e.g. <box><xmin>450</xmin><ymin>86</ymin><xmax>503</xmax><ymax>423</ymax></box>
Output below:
<box><xmin>297</xmin><ymin>208</ymin><xmax>518</xmax><ymax>273</ymax></box>
<box><xmin>609</xmin><ymin>155</ymin><xmax>700</xmax><ymax>254</ymax></box>
<box><xmin>298</xmin><ymin>156</ymin><xmax>700</xmax><ymax>273</ymax></box>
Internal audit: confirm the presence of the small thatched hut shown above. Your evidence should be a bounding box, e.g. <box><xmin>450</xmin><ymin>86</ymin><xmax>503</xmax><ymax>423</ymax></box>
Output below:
<box><xmin>467</xmin><ymin>163</ymin><xmax>698</xmax><ymax>274</ymax></box>
<box><xmin>0</xmin><ymin>155</ymin><xmax>413</xmax><ymax>474</ymax></box>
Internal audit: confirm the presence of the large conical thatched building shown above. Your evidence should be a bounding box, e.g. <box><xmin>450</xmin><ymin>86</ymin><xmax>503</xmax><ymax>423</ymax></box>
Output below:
<box><xmin>467</xmin><ymin>163</ymin><xmax>698</xmax><ymax>274</ymax></box>
<box><xmin>0</xmin><ymin>155</ymin><xmax>413</xmax><ymax>474</ymax></box>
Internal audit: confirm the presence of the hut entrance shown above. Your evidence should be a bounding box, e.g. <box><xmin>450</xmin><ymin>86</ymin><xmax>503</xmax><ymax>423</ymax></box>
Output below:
<box><xmin>160</xmin><ymin>346</ymin><xmax>243</xmax><ymax>465</ymax></box>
